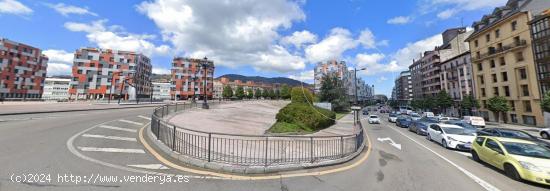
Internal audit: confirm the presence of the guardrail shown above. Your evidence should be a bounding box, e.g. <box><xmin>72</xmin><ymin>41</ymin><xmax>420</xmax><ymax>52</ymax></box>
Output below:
<box><xmin>150</xmin><ymin>100</ymin><xmax>365</xmax><ymax>167</ymax></box>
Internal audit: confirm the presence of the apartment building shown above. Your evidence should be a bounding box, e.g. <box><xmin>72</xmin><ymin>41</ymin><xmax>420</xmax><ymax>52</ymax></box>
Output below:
<box><xmin>170</xmin><ymin>57</ymin><xmax>214</xmax><ymax>101</ymax></box>
<box><xmin>420</xmin><ymin>50</ymin><xmax>441</xmax><ymax>98</ymax></box>
<box><xmin>409</xmin><ymin>58</ymin><xmax>423</xmax><ymax>99</ymax></box>
<box><xmin>465</xmin><ymin>0</ymin><xmax>550</xmax><ymax>126</ymax></box>
<box><xmin>314</xmin><ymin>60</ymin><xmax>350</xmax><ymax>93</ymax></box>
<box><xmin>0</xmin><ymin>38</ymin><xmax>48</xmax><ymax>99</ymax></box>
<box><xmin>394</xmin><ymin>71</ymin><xmax>412</xmax><ymax>105</ymax></box>
<box><xmin>530</xmin><ymin>9</ymin><xmax>550</xmax><ymax>96</ymax></box>
<box><xmin>68</xmin><ymin>48</ymin><xmax>152</xmax><ymax>100</ymax></box>
<box><xmin>217</xmin><ymin>77</ymin><xmax>276</xmax><ymax>97</ymax></box>
<box><xmin>152</xmin><ymin>82</ymin><xmax>171</xmax><ymax>100</ymax></box>
<box><xmin>213</xmin><ymin>79</ymin><xmax>223</xmax><ymax>99</ymax></box>
<box><xmin>42</xmin><ymin>78</ymin><xmax>70</xmax><ymax>100</ymax></box>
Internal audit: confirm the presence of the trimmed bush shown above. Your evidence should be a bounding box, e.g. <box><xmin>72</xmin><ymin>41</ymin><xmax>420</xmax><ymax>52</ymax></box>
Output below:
<box><xmin>290</xmin><ymin>87</ymin><xmax>314</xmax><ymax>104</ymax></box>
<box><xmin>274</xmin><ymin>103</ymin><xmax>335</xmax><ymax>132</ymax></box>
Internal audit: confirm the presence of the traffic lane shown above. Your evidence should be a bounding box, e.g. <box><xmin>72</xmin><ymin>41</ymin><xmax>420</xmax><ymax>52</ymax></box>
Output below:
<box><xmin>377</xmin><ymin>115</ymin><xmax>550</xmax><ymax>191</ymax></box>
<box><xmin>358</xmin><ymin>118</ymin><xmax>486</xmax><ymax>191</ymax></box>
<box><xmin>0</xmin><ymin>107</ymin><xmax>157</xmax><ymax>190</ymax></box>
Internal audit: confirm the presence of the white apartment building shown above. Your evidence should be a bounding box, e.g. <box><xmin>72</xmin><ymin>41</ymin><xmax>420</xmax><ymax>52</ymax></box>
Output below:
<box><xmin>152</xmin><ymin>82</ymin><xmax>171</xmax><ymax>100</ymax></box>
<box><xmin>42</xmin><ymin>78</ymin><xmax>70</xmax><ymax>100</ymax></box>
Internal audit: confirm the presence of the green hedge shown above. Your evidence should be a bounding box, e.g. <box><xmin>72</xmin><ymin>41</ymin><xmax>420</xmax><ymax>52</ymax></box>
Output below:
<box><xmin>273</xmin><ymin>103</ymin><xmax>336</xmax><ymax>132</ymax></box>
<box><xmin>290</xmin><ymin>87</ymin><xmax>314</xmax><ymax>104</ymax></box>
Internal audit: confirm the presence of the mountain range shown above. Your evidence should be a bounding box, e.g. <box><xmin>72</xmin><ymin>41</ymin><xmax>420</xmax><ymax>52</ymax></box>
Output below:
<box><xmin>216</xmin><ymin>74</ymin><xmax>309</xmax><ymax>86</ymax></box>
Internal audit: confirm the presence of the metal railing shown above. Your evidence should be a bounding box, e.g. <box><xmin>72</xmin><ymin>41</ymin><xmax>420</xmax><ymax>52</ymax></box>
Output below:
<box><xmin>150</xmin><ymin>100</ymin><xmax>365</xmax><ymax>167</ymax></box>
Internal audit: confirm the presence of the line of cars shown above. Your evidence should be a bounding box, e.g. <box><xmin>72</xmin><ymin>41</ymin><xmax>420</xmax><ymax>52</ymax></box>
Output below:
<box><xmin>384</xmin><ymin>111</ymin><xmax>550</xmax><ymax>186</ymax></box>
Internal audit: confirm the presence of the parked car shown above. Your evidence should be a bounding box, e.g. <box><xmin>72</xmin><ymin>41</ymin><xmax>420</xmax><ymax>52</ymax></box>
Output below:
<box><xmin>388</xmin><ymin>113</ymin><xmax>398</xmax><ymax>123</ymax></box>
<box><xmin>463</xmin><ymin>116</ymin><xmax>486</xmax><ymax>128</ymax></box>
<box><xmin>423</xmin><ymin>112</ymin><xmax>435</xmax><ymax>118</ymax></box>
<box><xmin>410</xmin><ymin>113</ymin><xmax>421</xmax><ymax>121</ymax></box>
<box><xmin>368</xmin><ymin>115</ymin><xmax>380</xmax><ymax>124</ymax></box>
<box><xmin>443</xmin><ymin>120</ymin><xmax>477</xmax><ymax>131</ymax></box>
<box><xmin>541</xmin><ymin>128</ymin><xmax>549</xmax><ymax>140</ymax></box>
<box><xmin>408</xmin><ymin>120</ymin><xmax>432</xmax><ymax>135</ymax></box>
<box><xmin>471</xmin><ymin>136</ymin><xmax>550</xmax><ymax>185</ymax></box>
<box><xmin>438</xmin><ymin>116</ymin><xmax>458</xmax><ymax>122</ymax></box>
<box><xmin>396</xmin><ymin>116</ymin><xmax>412</xmax><ymax>128</ymax></box>
<box><xmin>362</xmin><ymin>110</ymin><xmax>369</xmax><ymax>115</ymax></box>
<box><xmin>426</xmin><ymin>124</ymin><xmax>476</xmax><ymax>150</ymax></box>
<box><xmin>477</xmin><ymin>128</ymin><xmax>550</xmax><ymax>149</ymax></box>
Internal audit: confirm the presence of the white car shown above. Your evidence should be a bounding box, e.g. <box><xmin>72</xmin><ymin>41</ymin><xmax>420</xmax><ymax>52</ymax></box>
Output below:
<box><xmin>462</xmin><ymin>116</ymin><xmax>485</xmax><ymax>128</ymax></box>
<box><xmin>438</xmin><ymin>117</ymin><xmax>459</xmax><ymax>122</ymax></box>
<box><xmin>410</xmin><ymin>113</ymin><xmax>421</xmax><ymax>121</ymax></box>
<box><xmin>541</xmin><ymin>128</ymin><xmax>550</xmax><ymax>140</ymax></box>
<box><xmin>368</xmin><ymin>115</ymin><xmax>380</xmax><ymax>124</ymax></box>
<box><xmin>423</xmin><ymin>112</ymin><xmax>435</xmax><ymax>118</ymax></box>
<box><xmin>426</xmin><ymin>123</ymin><xmax>476</xmax><ymax>150</ymax></box>
<box><xmin>388</xmin><ymin>113</ymin><xmax>398</xmax><ymax>123</ymax></box>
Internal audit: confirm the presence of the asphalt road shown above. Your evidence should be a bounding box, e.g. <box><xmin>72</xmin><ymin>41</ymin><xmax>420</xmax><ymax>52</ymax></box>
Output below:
<box><xmin>0</xmin><ymin>107</ymin><xmax>549</xmax><ymax>191</ymax></box>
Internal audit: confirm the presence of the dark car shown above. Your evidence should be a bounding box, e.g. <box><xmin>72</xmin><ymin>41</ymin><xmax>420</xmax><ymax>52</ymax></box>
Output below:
<box><xmin>477</xmin><ymin>128</ymin><xmax>550</xmax><ymax>149</ymax></box>
<box><xmin>362</xmin><ymin>110</ymin><xmax>369</xmax><ymax>115</ymax></box>
<box><xmin>396</xmin><ymin>116</ymin><xmax>412</xmax><ymax>128</ymax></box>
<box><xmin>443</xmin><ymin>120</ymin><xmax>477</xmax><ymax>130</ymax></box>
<box><xmin>409</xmin><ymin>120</ymin><xmax>434</xmax><ymax>135</ymax></box>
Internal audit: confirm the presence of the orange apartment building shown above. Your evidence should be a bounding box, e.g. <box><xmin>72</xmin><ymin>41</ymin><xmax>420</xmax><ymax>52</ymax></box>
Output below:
<box><xmin>170</xmin><ymin>57</ymin><xmax>215</xmax><ymax>100</ymax></box>
<box><xmin>0</xmin><ymin>38</ymin><xmax>49</xmax><ymax>99</ymax></box>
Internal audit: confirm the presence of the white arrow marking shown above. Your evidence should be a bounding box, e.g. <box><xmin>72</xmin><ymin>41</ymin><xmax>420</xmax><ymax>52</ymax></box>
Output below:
<box><xmin>138</xmin><ymin>115</ymin><xmax>152</xmax><ymax>120</ymax></box>
<box><xmin>377</xmin><ymin>137</ymin><xmax>402</xmax><ymax>150</ymax></box>
<box><xmin>119</xmin><ymin>119</ymin><xmax>144</xmax><ymax>126</ymax></box>
<box><xmin>128</xmin><ymin>164</ymin><xmax>169</xmax><ymax>170</ymax></box>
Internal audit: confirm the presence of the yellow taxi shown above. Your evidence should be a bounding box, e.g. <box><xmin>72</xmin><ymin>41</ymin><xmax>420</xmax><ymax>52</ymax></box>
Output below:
<box><xmin>471</xmin><ymin>136</ymin><xmax>550</xmax><ymax>186</ymax></box>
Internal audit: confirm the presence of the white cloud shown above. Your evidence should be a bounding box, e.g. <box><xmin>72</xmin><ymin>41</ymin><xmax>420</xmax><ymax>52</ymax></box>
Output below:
<box><xmin>356</xmin><ymin>34</ymin><xmax>442</xmax><ymax>75</ymax></box>
<box><xmin>376</xmin><ymin>76</ymin><xmax>388</xmax><ymax>83</ymax></box>
<box><xmin>387</xmin><ymin>16</ymin><xmax>411</xmax><ymax>25</ymax></box>
<box><xmin>305</xmin><ymin>28</ymin><xmax>357</xmax><ymax>63</ymax></box>
<box><xmin>280</xmin><ymin>30</ymin><xmax>317</xmax><ymax>48</ymax></box>
<box><xmin>422</xmin><ymin>0</ymin><xmax>507</xmax><ymax>20</ymax></box>
<box><xmin>47</xmin><ymin>3</ymin><xmax>97</xmax><ymax>17</ymax></box>
<box><xmin>152</xmin><ymin>67</ymin><xmax>171</xmax><ymax>75</ymax></box>
<box><xmin>64</xmin><ymin>20</ymin><xmax>172</xmax><ymax>57</ymax></box>
<box><xmin>288</xmin><ymin>70</ymin><xmax>314</xmax><ymax>83</ymax></box>
<box><xmin>43</xmin><ymin>49</ymin><xmax>74</xmax><ymax>76</ymax></box>
<box><xmin>136</xmin><ymin>0</ymin><xmax>306</xmax><ymax>73</ymax></box>
<box><xmin>0</xmin><ymin>0</ymin><xmax>32</xmax><ymax>15</ymax></box>
<box><xmin>357</xmin><ymin>29</ymin><xmax>377</xmax><ymax>49</ymax></box>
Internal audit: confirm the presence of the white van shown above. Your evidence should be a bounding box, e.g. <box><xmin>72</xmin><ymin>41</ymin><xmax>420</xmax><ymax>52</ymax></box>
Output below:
<box><xmin>423</xmin><ymin>112</ymin><xmax>434</xmax><ymax>118</ymax></box>
<box><xmin>462</xmin><ymin>116</ymin><xmax>485</xmax><ymax>128</ymax></box>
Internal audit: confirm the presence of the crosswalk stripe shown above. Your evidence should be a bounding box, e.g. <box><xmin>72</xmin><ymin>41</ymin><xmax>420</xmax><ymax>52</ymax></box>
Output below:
<box><xmin>127</xmin><ymin>164</ymin><xmax>169</xmax><ymax>170</ymax></box>
<box><xmin>137</xmin><ymin>115</ymin><xmax>152</xmax><ymax>121</ymax></box>
<box><xmin>82</xmin><ymin>134</ymin><xmax>136</xmax><ymax>142</ymax></box>
<box><xmin>78</xmin><ymin>147</ymin><xmax>145</xmax><ymax>154</ymax></box>
<box><xmin>99</xmin><ymin>125</ymin><xmax>137</xmax><ymax>133</ymax></box>
<box><xmin>119</xmin><ymin>119</ymin><xmax>144</xmax><ymax>126</ymax></box>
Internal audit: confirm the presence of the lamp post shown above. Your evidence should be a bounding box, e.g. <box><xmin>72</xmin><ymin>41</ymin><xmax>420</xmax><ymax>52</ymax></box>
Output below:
<box><xmin>201</xmin><ymin>57</ymin><xmax>211</xmax><ymax>109</ymax></box>
<box><xmin>353</xmin><ymin>67</ymin><xmax>367</xmax><ymax>125</ymax></box>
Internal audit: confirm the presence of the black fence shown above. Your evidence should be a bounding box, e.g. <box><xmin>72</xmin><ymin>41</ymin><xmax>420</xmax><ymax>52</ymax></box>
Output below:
<box><xmin>151</xmin><ymin>100</ymin><xmax>365</xmax><ymax>167</ymax></box>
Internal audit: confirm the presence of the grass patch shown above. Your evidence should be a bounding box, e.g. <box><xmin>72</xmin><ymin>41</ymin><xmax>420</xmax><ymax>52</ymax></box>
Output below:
<box><xmin>335</xmin><ymin>112</ymin><xmax>349</xmax><ymax>120</ymax></box>
<box><xmin>268</xmin><ymin>122</ymin><xmax>314</xmax><ymax>134</ymax></box>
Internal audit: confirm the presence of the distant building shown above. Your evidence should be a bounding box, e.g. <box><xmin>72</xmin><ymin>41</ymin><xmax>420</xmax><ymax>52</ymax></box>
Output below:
<box><xmin>217</xmin><ymin>77</ymin><xmax>275</xmax><ymax>98</ymax></box>
<box><xmin>394</xmin><ymin>71</ymin><xmax>412</xmax><ymax>105</ymax></box>
<box><xmin>152</xmin><ymin>82</ymin><xmax>171</xmax><ymax>100</ymax></box>
<box><xmin>213</xmin><ymin>79</ymin><xmax>223</xmax><ymax>99</ymax></box>
<box><xmin>42</xmin><ymin>78</ymin><xmax>70</xmax><ymax>100</ymax></box>
<box><xmin>313</xmin><ymin>60</ymin><xmax>350</xmax><ymax>93</ymax></box>
<box><xmin>0</xmin><ymin>38</ymin><xmax>49</xmax><ymax>99</ymax></box>
<box><xmin>68</xmin><ymin>48</ymin><xmax>152</xmax><ymax>100</ymax></box>
<box><xmin>170</xmin><ymin>57</ymin><xmax>215</xmax><ymax>101</ymax></box>
<box><xmin>530</xmin><ymin>9</ymin><xmax>550</xmax><ymax>96</ymax></box>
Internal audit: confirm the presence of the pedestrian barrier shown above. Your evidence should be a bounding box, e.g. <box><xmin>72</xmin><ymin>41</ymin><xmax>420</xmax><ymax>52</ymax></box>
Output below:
<box><xmin>150</xmin><ymin>100</ymin><xmax>365</xmax><ymax>167</ymax></box>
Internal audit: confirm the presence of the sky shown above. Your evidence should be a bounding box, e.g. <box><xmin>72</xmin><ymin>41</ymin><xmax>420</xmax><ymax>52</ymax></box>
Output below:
<box><xmin>0</xmin><ymin>0</ymin><xmax>509</xmax><ymax>97</ymax></box>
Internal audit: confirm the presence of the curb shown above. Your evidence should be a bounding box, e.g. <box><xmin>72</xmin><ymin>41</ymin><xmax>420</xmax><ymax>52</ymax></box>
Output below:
<box><xmin>0</xmin><ymin>104</ymin><xmax>162</xmax><ymax>116</ymax></box>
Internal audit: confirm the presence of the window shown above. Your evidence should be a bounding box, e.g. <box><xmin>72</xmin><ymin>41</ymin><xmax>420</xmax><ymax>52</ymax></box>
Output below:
<box><xmin>479</xmin><ymin>75</ymin><xmax>485</xmax><ymax>84</ymax></box>
<box><xmin>485</xmin><ymin>139</ymin><xmax>503</xmax><ymax>153</ymax></box>
<box><xmin>504</xmin><ymin>86</ymin><xmax>510</xmax><ymax>97</ymax></box>
<box><xmin>485</xmin><ymin>34</ymin><xmax>491</xmax><ymax>42</ymax></box>
<box><xmin>524</xmin><ymin>101</ymin><xmax>532</xmax><ymax>112</ymax></box>
<box><xmin>493</xmin><ymin>87</ymin><xmax>499</xmax><ymax>96</ymax></box>
<box><xmin>521</xmin><ymin>84</ymin><xmax>529</xmax><ymax>96</ymax></box>
<box><xmin>499</xmin><ymin>57</ymin><xmax>506</xmax><ymax>66</ymax></box>
<box><xmin>519</xmin><ymin>68</ymin><xmax>527</xmax><ymax>79</ymax></box>
<box><xmin>511</xmin><ymin>114</ymin><xmax>518</xmax><ymax>123</ymax></box>
<box><xmin>511</xmin><ymin>21</ymin><xmax>517</xmax><ymax>31</ymax></box>
<box><xmin>477</xmin><ymin>63</ymin><xmax>483</xmax><ymax>71</ymax></box>
<box><xmin>501</xmin><ymin>72</ymin><xmax>508</xmax><ymax>81</ymax></box>
<box><xmin>510</xmin><ymin>101</ymin><xmax>515</xmax><ymax>111</ymax></box>
<box><xmin>481</xmin><ymin>88</ymin><xmax>486</xmax><ymax>97</ymax></box>
<box><xmin>490</xmin><ymin>60</ymin><xmax>495</xmax><ymax>68</ymax></box>
<box><xmin>515</xmin><ymin>51</ymin><xmax>524</xmax><ymax>62</ymax></box>
<box><xmin>482</xmin><ymin>100</ymin><xmax>487</xmax><ymax>108</ymax></box>
<box><xmin>495</xmin><ymin>29</ymin><xmax>500</xmax><ymax>38</ymax></box>
<box><xmin>492</xmin><ymin>74</ymin><xmax>497</xmax><ymax>83</ymax></box>
<box><xmin>474</xmin><ymin>40</ymin><xmax>479</xmax><ymax>47</ymax></box>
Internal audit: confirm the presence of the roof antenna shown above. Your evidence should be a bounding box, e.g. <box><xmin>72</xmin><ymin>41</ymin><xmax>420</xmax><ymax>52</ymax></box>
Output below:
<box><xmin>461</xmin><ymin>17</ymin><xmax>464</xmax><ymax>27</ymax></box>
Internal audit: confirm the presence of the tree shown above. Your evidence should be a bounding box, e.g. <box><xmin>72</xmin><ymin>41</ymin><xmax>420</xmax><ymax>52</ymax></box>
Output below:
<box><xmin>262</xmin><ymin>88</ymin><xmax>270</xmax><ymax>99</ymax></box>
<box><xmin>487</xmin><ymin>96</ymin><xmax>511</xmax><ymax>123</ymax></box>
<box><xmin>461</xmin><ymin>94</ymin><xmax>479</xmax><ymax>116</ymax></box>
<box><xmin>254</xmin><ymin>88</ymin><xmax>262</xmax><ymax>99</ymax></box>
<box><xmin>274</xmin><ymin>89</ymin><xmax>280</xmax><ymax>99</ymax></box>
<box><xmin>319</xmin><ymin>73</ymin><xmax>350</xmax><ymax>112</ymax></box>
<box><xmin>268</xmin><ymin>89</ymin><xmax>275</xmax><ymax>99</ymax></box>
<box><xmin>246</xmin><ymin>88</ymin><xmax>254</xmax><ymax>99</ymax></box>
<box><xmin>222</xmin><ymin>85</ymin><xmax>233</xmax><ymax>99</ymax></box>
<box><xmin>411</xmin><ymin>99</ymin><xmax>422</xmax><ymax>110</ymax></box>
<box><xmin>235</xmin><ymin>86</ymin><xmax>245</xmax><ymax>99</ymax></box>
<box><xmin>541</xmin><ymin>91</ymin><xmax>550</xmax><ymax>113</ymax></box>
<box><xmin>436</xmin><ymin>90</ymin><xmax>453</xmax><ymax>114</ymax></box>
<box><xmin>280</xmin><ymin>85</ymin><xmax>291</xmax><ymax>99</ymax></box>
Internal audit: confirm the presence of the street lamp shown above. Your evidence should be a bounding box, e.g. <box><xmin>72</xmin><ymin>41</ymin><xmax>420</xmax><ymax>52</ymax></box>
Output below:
<box><xmin>353</xmin><ymin>67</ymin><xmax>367</xmax><ymax>125</ymax></box>
<box><xmin>200</xmin><ymin>57</ymin><xmax>212</xmax><ymax>109</ymax></box>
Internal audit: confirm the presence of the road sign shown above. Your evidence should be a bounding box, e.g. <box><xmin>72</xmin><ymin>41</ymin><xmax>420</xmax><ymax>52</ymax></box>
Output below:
<box><xmin>351</xmin><ymin>106</ymin><xmax>361</xmax><ymax>110</ymax></box>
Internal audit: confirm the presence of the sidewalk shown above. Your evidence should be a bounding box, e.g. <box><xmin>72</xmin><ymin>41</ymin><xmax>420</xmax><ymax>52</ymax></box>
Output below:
<box><xmin>485</xmin><ymin>121</ymin><xmax>545</xmax><ymax>136</ymax></box>
<box><xmin>312</xmin><ymin>113</ymin><xmax>359</xmax><ymax>136</ymax></box>
<box><xmin>0</xmin><ymin>102</ymin><xmax>164</xmax><ymax>115</ymax></box>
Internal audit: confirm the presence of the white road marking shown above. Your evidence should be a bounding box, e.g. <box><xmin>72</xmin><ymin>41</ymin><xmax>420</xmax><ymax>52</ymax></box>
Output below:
<box><xmin>99</xmin><ymin>125</ymin><xmax>137</xmax><ymax>133</ymax></box>
<box><xmin>78</xmin><ymin>147</ymin><xmax>145</xmax><ymax>154</ymax></box>
<box><xmin>377</xmin><ymin>137</ymin><xmax>402</xmax><ymax>150</ymax></box>
<box><xmin>385</xmin><ymin>124</ymin><xmax>501</xmax><ymax>191</ymax></box>
<box><xmin>138</xmin><ymin>115</ymin><xmax>151</xmax><ymax>120</ymax></box>
<box><xmin>454</xmin><ymin>151</ymin><xmax>472</xmax><ymax>157</ymax></box>
<box><xmin>119</xmin><ymin>119</ymin><xmax>144</xmax><ymax>126</ymax></box>
<box><xmin>128</xmin><ymin>164</ymin><xmax>169</xmax><ymax>170</ymax></box>
<box><xmin>81</xmin><ymin>134</ymin><xmax>136</xmax><ymax>142</ymax></box>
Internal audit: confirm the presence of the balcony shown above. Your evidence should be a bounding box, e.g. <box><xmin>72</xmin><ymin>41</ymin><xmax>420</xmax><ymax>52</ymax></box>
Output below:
<box><xmin>472</xmin><ymin>40</ymin><xmax>527</xmax><ymax>62</ymax></box>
